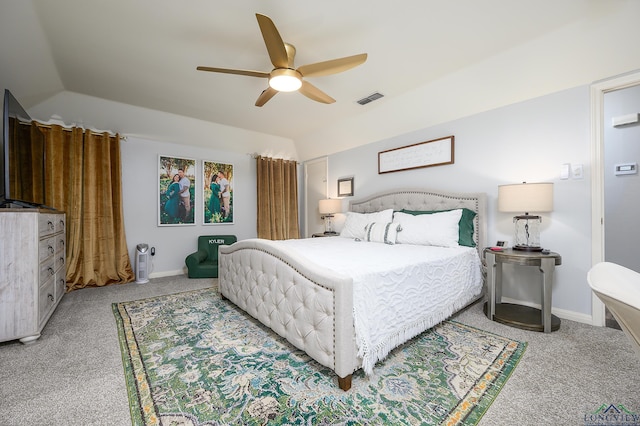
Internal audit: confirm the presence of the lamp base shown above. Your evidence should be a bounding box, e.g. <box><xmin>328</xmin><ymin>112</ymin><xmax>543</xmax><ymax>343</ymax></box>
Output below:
<box><xmin>512</xmin><ymin>244</ymin><xmax>544</xmax><ymax>252</ymax></box>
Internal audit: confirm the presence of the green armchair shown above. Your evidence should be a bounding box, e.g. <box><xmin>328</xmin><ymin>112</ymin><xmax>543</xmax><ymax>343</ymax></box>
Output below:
<box><xmin>185</xmin><ymin>235</ymin><xmax>237</xmax><ymax>278</ymax></box>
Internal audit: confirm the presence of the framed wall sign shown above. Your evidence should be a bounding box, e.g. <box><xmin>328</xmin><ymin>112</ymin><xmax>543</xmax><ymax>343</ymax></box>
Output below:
<box><xmin>378</xmin><ymin>135</ymin><xmax>454</xmax><ymax>174</ymax></box>
<box><xmin>337</xmin><ymin>177</ymin><xmax>354</xmax><ymax>197</ymax></box>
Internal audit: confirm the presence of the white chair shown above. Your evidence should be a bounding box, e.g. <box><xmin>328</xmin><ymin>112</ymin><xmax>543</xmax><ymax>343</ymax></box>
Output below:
<box><xmin>588</xmin><ymin>262</ymin><xmax>640</xmax><ymax>358</ymax></box>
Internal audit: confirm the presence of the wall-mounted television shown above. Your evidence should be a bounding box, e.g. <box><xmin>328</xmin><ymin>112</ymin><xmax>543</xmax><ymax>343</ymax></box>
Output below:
<box><xmin>1</xmin><ymin>89</ymin><xmax>48</xmax><ymax>208</ymax></box>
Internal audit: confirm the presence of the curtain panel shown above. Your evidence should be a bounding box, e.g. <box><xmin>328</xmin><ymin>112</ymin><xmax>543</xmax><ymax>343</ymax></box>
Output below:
<box><xmin>37</xmin><ymin>123</ymin><xmax>134</xmax><ymax>290</ymax></box>
<box><xmin>256</xmin><ymin>156</ymin><xmax>300</xmax><ymax>240</ymax></box>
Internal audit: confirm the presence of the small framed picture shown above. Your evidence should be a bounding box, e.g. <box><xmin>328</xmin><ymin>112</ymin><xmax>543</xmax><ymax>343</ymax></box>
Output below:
<box><xmin>337</xmin><ymin>177</ymin><xmax>354</xmax><ymax>197</ymax></box>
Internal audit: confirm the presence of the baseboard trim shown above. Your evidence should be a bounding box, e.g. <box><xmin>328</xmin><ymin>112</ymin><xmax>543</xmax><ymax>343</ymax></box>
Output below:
<box><xmin>149</xmin><ymin>269</ymin><xmax>186</xmax><ymax>279</ymax></box>
<box><xmin>500</xmin><ymin>297</ymin><xmax>593</xmax><ymax>325</ymax></box>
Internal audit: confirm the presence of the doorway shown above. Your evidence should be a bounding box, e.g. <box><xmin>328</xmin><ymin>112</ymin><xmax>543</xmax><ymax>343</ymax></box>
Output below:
<box><xmin>303</xmin><ymin>157</ymin><xmax>328</xmax><ymax>238</ymax></box>
<box><xmin>602</xmin><ymin>84</ymin><xmax>640</xmax><ymax>329</ymax></box>
<box><xmin>591</xmin><ymin>70</ymin><xmax>640</xmax><ymax>327</ymax></box>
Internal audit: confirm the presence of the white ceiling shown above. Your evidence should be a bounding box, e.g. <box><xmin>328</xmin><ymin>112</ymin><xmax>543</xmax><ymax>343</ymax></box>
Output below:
<box><xmin>2</xmin><ymin>1</ymin><xmax>639</xmax><ymax>158</ymax></box>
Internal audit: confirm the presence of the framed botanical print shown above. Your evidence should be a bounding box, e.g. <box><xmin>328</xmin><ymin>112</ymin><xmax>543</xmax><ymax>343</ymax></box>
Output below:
<box><xmin>203</xmin><ymin>160</ymin><xmax>234</xmax><ymax>224</ymax></box>
<box><xmin>158</xmin><ymin>155</ymin><xmax>196</xmax><ymax>226</ymax></box>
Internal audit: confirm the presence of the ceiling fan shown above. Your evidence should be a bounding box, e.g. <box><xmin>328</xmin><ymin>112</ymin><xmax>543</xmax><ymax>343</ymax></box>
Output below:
<box><xmin>197</xmin><ymin>13</ymin><xmax>368</xmax><ymax>107</ymax></box>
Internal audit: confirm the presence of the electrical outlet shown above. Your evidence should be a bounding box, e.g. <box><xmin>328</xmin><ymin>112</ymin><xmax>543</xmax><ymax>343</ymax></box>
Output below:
<box><xmin>150</xmin><ymin>247</ymin><xmax>156</xmax><ymax>256</ymax></box>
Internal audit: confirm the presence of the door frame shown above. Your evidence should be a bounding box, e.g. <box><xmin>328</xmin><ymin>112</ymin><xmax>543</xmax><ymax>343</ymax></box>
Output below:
<box><xmin>590</xmin><ymin>70</ymin><xmax>640</xmax><ymax>326</ymax></box>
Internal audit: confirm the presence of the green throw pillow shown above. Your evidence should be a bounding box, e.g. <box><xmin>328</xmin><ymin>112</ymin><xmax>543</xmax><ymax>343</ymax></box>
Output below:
<box><xmin>400</xmin><ymin>208</ymin><xmax>476</xmax><ymax>247</ymax></box>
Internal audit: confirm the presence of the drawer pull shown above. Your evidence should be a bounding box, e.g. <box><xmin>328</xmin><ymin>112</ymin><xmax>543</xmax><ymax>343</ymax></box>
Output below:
<box><xmin>48</xmin><ymin>245</ymin><xmax>54</xmax><ymax>254</ymax></box>
<box><xmin>48</xmin><ymin>294</ymin><xmax>54</xmax><ymax>302</ymax></box>
<box><xmin>48</xmin><ymin>267</ymin><xmax>55</xmax><ymax>276</ymax></box>
<box><xmin>48</xmin><ymin>221</ymin><xmax>54</xmax><ymax>230</ymax></box>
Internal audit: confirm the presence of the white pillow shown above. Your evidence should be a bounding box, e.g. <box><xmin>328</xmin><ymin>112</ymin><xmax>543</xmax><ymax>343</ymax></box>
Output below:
<box><xmin>340</xmin><ymin>209</ymin><xmax>394</xmax><ymax>240</ymax></box>
<box><xmin>364</xmin><ymin>222</ymin><xmax>401</xmax><ymax>245</ymax></box>
<box><xmin>393</xmin><ymin>209</ymin><xmax>462</xmax><ymax>247</ymax></box>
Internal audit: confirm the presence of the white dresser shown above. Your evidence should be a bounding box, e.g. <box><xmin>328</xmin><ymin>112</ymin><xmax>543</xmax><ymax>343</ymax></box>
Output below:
<box><xmin>0</xmin><ymin>208</ymin><xmax>66</xmax><ymax>343</ymax></box>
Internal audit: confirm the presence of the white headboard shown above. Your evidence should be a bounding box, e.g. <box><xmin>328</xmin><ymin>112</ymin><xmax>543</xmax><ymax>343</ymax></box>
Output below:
<box><xmin>349</xmin><ymin>188</ymin><xmax>487</xmax><ymax>254</ymax></box>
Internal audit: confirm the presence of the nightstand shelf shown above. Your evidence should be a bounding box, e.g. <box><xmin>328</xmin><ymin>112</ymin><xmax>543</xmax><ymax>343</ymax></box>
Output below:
<box><xmin>484</xmin><ymin>248</ymin><xmax>562</xmax><ymax>333</ymax></box>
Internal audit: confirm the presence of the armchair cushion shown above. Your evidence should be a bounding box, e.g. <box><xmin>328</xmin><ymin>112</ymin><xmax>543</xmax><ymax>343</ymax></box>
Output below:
<box><xmin>185</xmin><ymin>235</ymin><xmax>237</xmax><ymax>278</ymax></box>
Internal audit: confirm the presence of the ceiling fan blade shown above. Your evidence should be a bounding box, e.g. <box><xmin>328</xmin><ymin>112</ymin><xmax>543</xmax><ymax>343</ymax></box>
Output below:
<box><xmin>255</xmin><ymin>87</ymin><xmax>278</xmax><ymax>107</ymax></box>
<box><xmin>297</xmin><ymin>53</ymin><xmax>367</xmax><ymax>78</ymax></box>
<box><xmin>197</xmin><ymin>66</ymin><xmax>269</xmax><ymax>78</ymax></box>
<box><xmin>255</xmin><ymin>14</ymin><xmax>289</xmax><ymax>69</ymax></box>
<box><xmin>299</xmin><ymin>81</ymin><xmax>335</xmax><ymax>104</ymax></box>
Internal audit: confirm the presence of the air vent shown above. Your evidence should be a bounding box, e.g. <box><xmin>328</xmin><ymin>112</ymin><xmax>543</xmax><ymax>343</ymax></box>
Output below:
<box><xmin>357</xmin><ymin>92</ymin><xmax>384</xmax><ymax>105</ymax></box>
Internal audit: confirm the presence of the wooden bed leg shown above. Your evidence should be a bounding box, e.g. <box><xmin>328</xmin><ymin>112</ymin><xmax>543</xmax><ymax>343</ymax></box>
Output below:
<box><xmin>338</xmin><ymin>375</ymin><xmax>352</xmax><ymax>391</ymax></box>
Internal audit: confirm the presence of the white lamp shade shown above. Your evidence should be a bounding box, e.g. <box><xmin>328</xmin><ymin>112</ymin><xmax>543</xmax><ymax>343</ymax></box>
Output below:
<box><xmin>498</xmin><ymin>182</ymin><xmax>554</xmax><ymax>213</ymax></box>
<box><xmin>318</xmin><ymin>198</ymin><xmax>342</xmax><ymax>214</ymax></box>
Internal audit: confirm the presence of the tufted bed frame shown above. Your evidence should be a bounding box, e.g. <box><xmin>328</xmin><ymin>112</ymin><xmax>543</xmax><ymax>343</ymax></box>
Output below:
<box><xmin>218</xmin><ymin>188</ymin><xmax>487</xmax><ymax>391</ymax></box>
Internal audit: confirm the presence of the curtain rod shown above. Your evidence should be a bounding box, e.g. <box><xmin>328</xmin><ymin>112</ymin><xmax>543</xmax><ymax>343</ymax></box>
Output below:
<box><xmin>34</xmin><ymin>121</ymin><xmax>126</xmax><ymax>140</ymax></box>
<box><xmin>248</xmin><ymin>153</ymin><xmax>299</xmax><ymax>163</ymax></box>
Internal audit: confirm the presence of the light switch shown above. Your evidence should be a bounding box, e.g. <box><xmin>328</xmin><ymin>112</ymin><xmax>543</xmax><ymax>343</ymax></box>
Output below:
<box><xmin>572</xmin><ymin>164</ymin><xmax>584</xmax><ymax>179</ymax></box>
<box><xmin>560</xmin><ymin>164</ymin><xmax>570</xmax><ymax>180</ymax></box>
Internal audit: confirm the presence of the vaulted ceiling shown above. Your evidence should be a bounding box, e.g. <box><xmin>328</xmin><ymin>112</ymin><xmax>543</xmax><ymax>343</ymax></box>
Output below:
<box><xmin>2</xmin><ymin>1</ymin><xmax>639</xmax><ymax>159</ymax></box>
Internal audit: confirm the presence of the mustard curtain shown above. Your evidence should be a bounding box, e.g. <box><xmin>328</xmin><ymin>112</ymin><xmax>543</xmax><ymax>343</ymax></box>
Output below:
<box><xmin>256</xmin><ymin>156</ymin><xmax>300</xmax><ymax>240</ymax></box>
<box><xmin>38</xmin><ymin>123</ymin><xmax>135</xmax><ymax>291</ymax></box>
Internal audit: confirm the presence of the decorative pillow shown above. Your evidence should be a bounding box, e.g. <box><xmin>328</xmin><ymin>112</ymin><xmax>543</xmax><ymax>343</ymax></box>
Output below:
<box><xmin>340</xmin><ymin>209</ymin><xmax>394</xmax><ymax>240</ymax></box>
<box><xmin>364</xmin><ymin>222</ymin><xmax>401</xmax><ymax>245</ymax></box>
<box><xmin>393</xmin><ymin>209</ymin><xmax>463</xmax><ymax>247</ymax></box>
<box><xmin>401</xmin><ymin>208</ymin><xmax>477</xmax><ymax>247</ymax></box>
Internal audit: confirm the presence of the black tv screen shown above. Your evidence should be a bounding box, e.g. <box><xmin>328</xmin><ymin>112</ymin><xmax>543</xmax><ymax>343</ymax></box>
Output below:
<box><xmin>1</xmin><ymin>89</ymin><xmax>47</xmax><ymax>208</ymax></box>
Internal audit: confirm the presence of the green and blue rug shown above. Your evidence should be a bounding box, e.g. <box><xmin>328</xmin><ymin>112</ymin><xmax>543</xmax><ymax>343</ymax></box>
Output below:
<box><xmin>112</xmin><ymin>288</ymin><xmax>526</xmax><ymax>425</ymax></box>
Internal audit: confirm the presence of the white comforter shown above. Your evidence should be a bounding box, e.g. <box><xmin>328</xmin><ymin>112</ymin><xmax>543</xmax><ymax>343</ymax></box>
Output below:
<box><xmin>273</xmin><ymin>237</ymin><xmax>483</xmax><ymax>374</ymax></box>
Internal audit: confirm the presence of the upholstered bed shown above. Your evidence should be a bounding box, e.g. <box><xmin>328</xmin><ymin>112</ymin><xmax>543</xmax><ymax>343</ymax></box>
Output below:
<box><xmin>218</xmin><ymin>188</ymin><xmax>486</xmax><ymax>391</ymax></box>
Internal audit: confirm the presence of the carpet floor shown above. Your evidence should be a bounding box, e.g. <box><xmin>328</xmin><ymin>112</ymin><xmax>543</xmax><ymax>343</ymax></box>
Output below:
<box><xmin>0</xmin><ymin>275</ymin><xmax>638</xmax><ymax>425</ymax></box>
<box><xmin>113</xmin><ymin>287</ymin><xmax>525</xmax><ymax>425</ymax></box>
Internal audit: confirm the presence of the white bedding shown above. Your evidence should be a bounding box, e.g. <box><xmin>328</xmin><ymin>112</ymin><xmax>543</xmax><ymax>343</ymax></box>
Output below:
<box><xmin>273</xmin><ymin>237</ymin><xmax>483</xmax><ymax>374</ymax></box>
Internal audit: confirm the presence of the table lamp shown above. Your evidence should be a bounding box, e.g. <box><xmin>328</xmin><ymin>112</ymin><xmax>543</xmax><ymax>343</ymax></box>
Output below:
<box><xmin>498</xmin><ymin>182</ymin><xmax>553</xmax><ymax>251</ymax></box>
<box><xmin>318</xmin><ymin>198</ymin><xmax>342</xmax><ymax>234</ymax></box>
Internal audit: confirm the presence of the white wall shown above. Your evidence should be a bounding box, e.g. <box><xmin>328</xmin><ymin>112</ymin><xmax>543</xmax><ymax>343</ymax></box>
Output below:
<box><xmin>322</xmin><ymin>85</ymin><xmax>593</xmax><ymax>320</ymax></box>
<box><xmin>295</xmin><ymin>2</ymin><xmax>640</xmax><ymax>161</ymax></box>
<box><xmin>121</xmin><ymin>137</ymin><xmax>255</xmax><ymax>276</ymax></box>
<box><xmin>28</xmin><ymin>91</ymin><xmax>299</xmax><ymax>277</ymax></box>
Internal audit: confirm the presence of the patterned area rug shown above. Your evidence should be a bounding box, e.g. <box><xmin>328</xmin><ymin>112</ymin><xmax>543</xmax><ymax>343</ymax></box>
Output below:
<box><xmin>112</xmin><ymin>288</ymin><xmax>526</xmax><ymax>425</ymax></box>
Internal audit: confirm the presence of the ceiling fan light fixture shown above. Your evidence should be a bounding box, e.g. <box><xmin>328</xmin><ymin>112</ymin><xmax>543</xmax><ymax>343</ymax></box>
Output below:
<box><xmin>269</xmin><ymin>68</ymin><xmax>302</xmax><ymax>92</ymax></box>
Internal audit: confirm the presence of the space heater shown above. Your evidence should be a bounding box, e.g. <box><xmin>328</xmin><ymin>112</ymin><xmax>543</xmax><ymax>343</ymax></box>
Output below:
<box><xmin>135</xmin><ymin>243</ymin><xmax>150</xmax><ymax>284</ymax></box>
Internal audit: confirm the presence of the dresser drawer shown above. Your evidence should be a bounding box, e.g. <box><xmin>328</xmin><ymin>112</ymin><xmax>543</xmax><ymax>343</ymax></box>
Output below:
<box><xmin>55</xmin><ymin>274</ymin><xmax>66</xmax><ymax>302</ymax></box>
<box><xmin>53</xmin><ymin>216</ymin><xmax>65</xmax><ymax>234</ymax></box>
<box><xmin>38</xmin><ymin>214</ymin><xmax>57</xmax><ymax>238</ymax></box>
<box><xmin>40</xmin><ymin>258</ymin><xmax>56</xmax><ymax>285</ymax></box>
<box><xmin>55</xmin><ymin>252</ymin><xmax>65</xmax><ymax>271</ymax></box>
<box><xmin>38</xmin><ymin>236</ymin><xmax>56</xmax><ymax>264</ymax></box>
<box><xmin>38</xmin><ymin>277</ymin><xmax>56</xmax><ymax>326</ymax></box>
<box><xmin>56</xmin><ymin>235</ymin><xmax>65</xmax><ymax>254</ymax></box>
